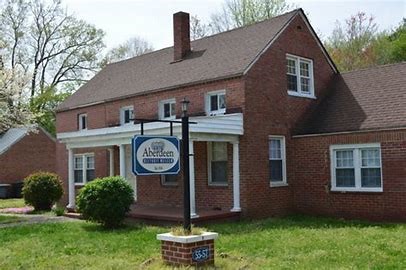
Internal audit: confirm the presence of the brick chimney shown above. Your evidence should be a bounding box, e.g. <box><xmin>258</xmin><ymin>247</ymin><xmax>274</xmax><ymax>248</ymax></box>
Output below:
<box><xmin>173</xmin><ymin>11</ymin><xmax>191</xmax><ymax>61</ymax></box>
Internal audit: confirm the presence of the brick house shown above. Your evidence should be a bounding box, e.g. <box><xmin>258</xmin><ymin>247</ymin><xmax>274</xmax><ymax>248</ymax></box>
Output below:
<box><xmin>56</xmin><ymin>9</ymin><xmax>406</xmax><ymax>222</ymax></box>
<box><xmin>0</xmin><ymin>127</ymin><xmax>56</xmax><ymax>196</ymax></box>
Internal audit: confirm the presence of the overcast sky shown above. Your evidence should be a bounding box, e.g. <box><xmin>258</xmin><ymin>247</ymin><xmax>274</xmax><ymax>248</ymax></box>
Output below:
<box><xmin>64</xmin><ymin>0</ymin><xmax>405</xmax><ymax>51</ymax></box>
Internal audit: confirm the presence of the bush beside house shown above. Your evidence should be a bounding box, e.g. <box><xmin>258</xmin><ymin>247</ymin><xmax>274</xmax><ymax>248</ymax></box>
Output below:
<box><xmin>22</xmin><ymin>172</ymin><xmax>64</xmax><ymax>211</ymax></box>
<box><xmin>76</xmin><ymin>176</ymin><xmax>134</xmax><ymax>228</ymax></box>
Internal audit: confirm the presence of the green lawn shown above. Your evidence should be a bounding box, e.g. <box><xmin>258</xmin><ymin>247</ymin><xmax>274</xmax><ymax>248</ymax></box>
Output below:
<box><xmin>0</xmin><ymin>198</ymin><xmax>26</xmax><ymax>209</ymax></box>
<box><xmin>0</xmin><ymin>216</ymin><xmax>405</xmax><ymax>269</ymax></box>
<box><xmin>0</xmin><ymin>215</ymin><xmax>23</xmax><ymax>224</ymax></box>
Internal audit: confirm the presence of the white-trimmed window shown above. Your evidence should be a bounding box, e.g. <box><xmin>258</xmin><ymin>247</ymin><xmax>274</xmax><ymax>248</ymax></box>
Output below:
<box><xmin>208</xmin><ymin>142</ymin><xmax>228</xmax><ymax>185</ymax></box>
<box><xmin>74</xmin><ymin>153</ymin><xmax>95</xmax><ymax>185</ymax></box>
<box><xmin>159</xmin><ymin>99</ymin><xmax>176</xmax><ymax>120</ymax></box>
<box><xmin>78</xmin><ymin>113</ymin><xmax>87</xmax><ymax>130</ymax></box>
<box><xmin>161</xmin><ymin>175</ymin><xmax>178</xmax><ymax>186</ymax></box>
<box><xmin>269</xmin><ymin>136</ymin><xmax>287</xmax><ymax>186</ymax></box>
<box><xmin>286</xmin><ymin>54</ymin><xmax>315</xmax><ymax>98</ymax></box>
<box><xmin>330</xmin><ymin>144</ymin><xmax>382</xmax><ymax>192</ymax></box>
<box><xmin>120</xmin><ymin>106</ymin><xmax>134</xmax><ymax>125</ymax></box>
<box><xmin>206</xmin><ymin>90</ymin><xmax>226</xmax><ymax>115</ymax></box>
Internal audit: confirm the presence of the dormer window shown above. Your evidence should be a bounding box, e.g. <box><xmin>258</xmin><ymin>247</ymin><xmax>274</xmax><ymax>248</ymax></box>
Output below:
<box><xmin>120</xmin><ymin>106</ymin><xmax>134</xmax><ymax>125</ymax></box>
<box><xmin>159</xmin><ymin>99</ymin><xmax>176</xmax><ymax>120</ymax></box>
<box><xmin>286</xmin><ymin>54</ymin><xmax>315</xmax><ymax>98</ymax></box>
<box><xmin>206</xmin><ymin>90</ymin><xmax>226</xmax><ymax>115</ymax></box>
<box><xmin>78</xmin><ymin>113</ymin><xmax>87</xmax><ymax>130</ymax></box>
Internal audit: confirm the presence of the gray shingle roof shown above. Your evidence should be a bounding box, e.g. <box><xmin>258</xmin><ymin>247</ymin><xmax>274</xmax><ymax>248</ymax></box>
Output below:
<box><xmin>58</xmin><ymin>10</ymin><xmax>299</xmax><ymax>111</ymax></box>
<box><xmin>0</xmin><ymin>128</ymin><xmax>28</xmax><ymax>155</ymax></box>
<box><xmin>296</xmin><ymin>62</ymin><xmax>406</xmax><ymax>135</ymax></box>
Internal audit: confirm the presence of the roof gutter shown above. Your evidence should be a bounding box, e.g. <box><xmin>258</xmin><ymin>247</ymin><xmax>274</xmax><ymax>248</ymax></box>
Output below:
<box><xmin>292</xmin><ymin>126</ymin><xmax>406</xmax><ymax>139</ymax></box>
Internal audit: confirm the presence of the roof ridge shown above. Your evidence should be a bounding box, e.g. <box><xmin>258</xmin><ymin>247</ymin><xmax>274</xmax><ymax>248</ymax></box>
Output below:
<box><xmin>107</xmin><ymin>9</ymin><xmax>301</xmax><ymax>67</ymax></box>
<box><xmin>340</xmin><ymin>61</ymin><xmax>406</xmax><ymax>75</ymax></box>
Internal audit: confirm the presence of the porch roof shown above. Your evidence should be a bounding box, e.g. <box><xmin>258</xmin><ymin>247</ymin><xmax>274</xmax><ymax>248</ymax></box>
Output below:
<box><xmin>57</xmin><ymin>113</ymin><xmax>243</xmax><ymax>148</ymax></box>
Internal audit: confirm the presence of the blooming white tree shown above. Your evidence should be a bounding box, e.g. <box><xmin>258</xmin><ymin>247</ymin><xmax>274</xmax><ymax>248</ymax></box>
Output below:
<box><xmin>0</xmin><ymin>58</ymin><xmax>36</xmax><ymax>134</ymax></box>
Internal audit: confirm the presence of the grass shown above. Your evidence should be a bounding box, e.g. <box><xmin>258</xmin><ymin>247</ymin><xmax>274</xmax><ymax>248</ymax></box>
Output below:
<box><xmin>0</xmin><ymin>215</ymin><xmax>23</xmax><ymax>224</ymax></box>
<box><xmin>0</xmin><ymin>215</ymin><xmax>405</xmax><ymax>269</ymax></box>
<box><xmin>0</xmin><ymin>198</ymin><xmax>26</xmax><ymax>209</ymax></box>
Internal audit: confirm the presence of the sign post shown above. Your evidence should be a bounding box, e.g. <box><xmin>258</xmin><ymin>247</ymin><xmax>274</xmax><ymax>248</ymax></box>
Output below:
<box><xmin>181</xmin><ymin>106</ymin><xmax>191</xmax><ymax>232</ymax></box>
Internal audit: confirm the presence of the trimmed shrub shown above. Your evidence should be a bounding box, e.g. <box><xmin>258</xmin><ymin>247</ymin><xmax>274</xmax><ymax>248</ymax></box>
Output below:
<box><xmin>76</xmin><ymin>176</ymin><xmax>134</xmax><ymax>228</ymax></box>
<box><xmin>22</xmin><ymin>172</ymin><xmax>64</xmax><ymax>211</ymax></box>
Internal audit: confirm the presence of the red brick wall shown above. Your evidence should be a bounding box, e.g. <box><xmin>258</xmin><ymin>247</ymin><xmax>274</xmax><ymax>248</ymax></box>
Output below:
<box><xmin>239</xmin><ymin>14</ymin><xmax>336</xmax><ymax>218</ymax></box>
<box><xmin>136</xmin><ymin>141</ymin><xmax>233</xmax><ymax>211</ymax></box>
<box><xmin>56</xmin><ymin>78</ymin><xmax>245</xmax><ymax>133</ymax></box>
<box><xmin>292</xmin><ymin>130</ymin><xmax>406</xmax><ymax>221</ymax></box>
<box><xmin>0</xmin><ymin>129</ymin><xmax>56</xmax><ymax>184</ymax></box>
<box><xmin>56</xmin><ymin>78</ymin><xmax>244</xmax><ymax>208</ymax></box>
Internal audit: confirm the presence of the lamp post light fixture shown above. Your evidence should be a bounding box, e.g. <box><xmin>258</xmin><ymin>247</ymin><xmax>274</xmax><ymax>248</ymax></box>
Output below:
<box><xmin>181</xmin><ymin>97</ymin><xmax>191</xmax><ymax>232</ymax></box>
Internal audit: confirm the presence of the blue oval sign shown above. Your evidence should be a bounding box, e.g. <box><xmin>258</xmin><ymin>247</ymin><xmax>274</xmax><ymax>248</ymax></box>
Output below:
<box><xmin>132</xmin><ymin>135</ymin><xmax>180</xmax><ymax>175</ymax></box>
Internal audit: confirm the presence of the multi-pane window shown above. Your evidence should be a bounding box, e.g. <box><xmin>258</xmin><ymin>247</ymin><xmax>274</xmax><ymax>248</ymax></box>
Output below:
<box><xmin>286</xmin><ymin>54</ymin><xmax>314</xmax><ymax>97</ymax></box>
<box><xmin>269</xmin><ymin>136</ymin><xmax>287</xmax><ymax>185</ymax></box>
<box><xmin>208</xmin><ymin>142</ymin><xmax>228</xmax><ymax>185</ymax></box>
<box><xmin>331</xmin><ymin>144</ymin><xmax>382</xmax><ymax>192</ymax></box>
<box><xmin>206</xmin><ymin>90</ymin><xmax>226</xmax><ymax>115</ymax></box>
<box><xmin>159</xmin><ymin>99</ymin><xmax>176</xmax><ymax>119</ymax></box>
<box><xmin>120</xmin><ymin>106</ymin><xmax>134</xmax><ymax>125</ymax></box>
<box><xmin>74</xmin><ymin>154</ymin><xmax>95</xmax><ymax>185</ymax></box>
<box><xmin>78</xmin><ymin>113</ymin><xmax>87</xmax><ymax>130</ymax></box>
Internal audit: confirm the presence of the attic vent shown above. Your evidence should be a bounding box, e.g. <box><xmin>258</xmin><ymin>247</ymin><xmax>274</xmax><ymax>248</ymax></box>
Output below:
<box><xmin>297</xmin><ymin>25</ymin><xmax>302</xmax><ymax>30</ymax></box>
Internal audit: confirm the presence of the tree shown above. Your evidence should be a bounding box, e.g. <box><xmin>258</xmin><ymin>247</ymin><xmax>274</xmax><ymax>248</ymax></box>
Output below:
<box><xmin>326</xmin><ymin>12</ymin><xmax>406</xmax><ymax>72</ymax></box>
<box><xmin>0</xmin><ymin>56</ymin><xmax>35</xmax><ymax>134</ymax></box>
<box><xmin>190</xmin><ymin>15</ymin><xmax>211</xmax><ymax>40</ymax></box>
<box><xmin>326</xmin><ymin>12</ymin><xmax>379</xmax><ymax>72</ymax></box>
<box><xmin>0</xmin><ymin>0</ymin><xmax>105</xmax><ymax>134</ymax></box>
<box><xmin>103</xmin><ymin>36</ymin><xmax>153</xmax><ymax>64</ymax></box>
<box><xmin>210</xmin><ymin>0</ymin><xmax>292</xmax><ymax>33</ymax></box>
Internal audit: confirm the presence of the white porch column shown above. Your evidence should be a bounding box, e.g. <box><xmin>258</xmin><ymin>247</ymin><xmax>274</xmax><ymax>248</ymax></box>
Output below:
<box><xmin>189</xmin><ymin>140</ymin><xmax>198</xmax><ymax>218</ymax></box>
<box><xmin>231</xmin><ymin>141</ymin><xmax>241</xmax><ymax>212</ymax></box>
<box><xmin>119</xmin><ymin>144</ymin><xmax>126</xmax><ymax>178</ymax></box>
<box><xmin>67</xmin><ymin>148</ymin><xmax>75</xmax><ymax>209</ymax></box>
<box><xmin>108</xmin><ymin>148</ymin><xmax>114</xmax><ymax>176</ymax></box>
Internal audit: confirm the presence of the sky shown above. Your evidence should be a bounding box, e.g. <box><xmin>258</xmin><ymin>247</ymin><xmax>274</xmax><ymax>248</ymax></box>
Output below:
<box><xmin>64</xmin><ymin>0</ymin><xmax>406</xmax><ymax>51</ymax></box>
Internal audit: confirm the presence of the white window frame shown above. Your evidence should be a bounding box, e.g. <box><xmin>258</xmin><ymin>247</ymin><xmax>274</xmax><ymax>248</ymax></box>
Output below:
<box><xmin>120</xmin><ymin>106</ymin><xmax>134</xmax><ymax>126</ymax></box>
<box><xmin>286</xmin><ymin>54</ymin><xmax>315</xmax><ymax>99</ymax></box>
<box><xmin>269</xmin><ymin>136</ymin><xmax>287</xmax><ymax>187</ymax></box>
<box><xmin>160</xmin><ymin>174</ymin><xmax>178</xmax><ymax>186</ymax></box>
<box><xmin>330</xmin><ymin>143</ymin><xmax>383</xmax><ymax>192</ymax></box>
<box><xmin>74</xmin><ymin>153</ymin><xmax>95</xmax><ymax>186</ymax></box>
<box><xmin>205</xmin><ymin>90</ymin><xmax>226</xmax><ymax>116</ymax></box>
<box><xmin>159</xmin><ymin>98</ymin><xmax>176</xmax><ymax>120</ymax></box>
<box><xmin>78</xmin><ymin>113</ymin><xmax>87</xmax><ymax>131</ymax></box>
<box><xmin>207</xmin><ymin>141</ymin><xmax>228</xmax><ymax>186</ymax></box>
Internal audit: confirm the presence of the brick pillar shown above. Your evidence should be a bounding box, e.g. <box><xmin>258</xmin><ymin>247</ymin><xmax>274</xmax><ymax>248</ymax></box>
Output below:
<box><xmin>157</xmin><ymin>232</ymin><xmax>218</xmax><ymax>267</ymax></box>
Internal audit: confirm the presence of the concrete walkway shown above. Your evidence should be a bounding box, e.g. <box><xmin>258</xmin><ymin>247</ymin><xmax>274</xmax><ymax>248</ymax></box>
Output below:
<box><xmin>0</xmin><ymin>213</ymin><xmax>81</xmax><ymax>229</ymax></box>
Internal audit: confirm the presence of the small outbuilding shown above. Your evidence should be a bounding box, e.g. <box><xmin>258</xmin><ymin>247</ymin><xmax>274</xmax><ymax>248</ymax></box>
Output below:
<box><xmin>0</xmin><ymin>127</ymin><xmax>56</xmax><ymax>198</ymax></box>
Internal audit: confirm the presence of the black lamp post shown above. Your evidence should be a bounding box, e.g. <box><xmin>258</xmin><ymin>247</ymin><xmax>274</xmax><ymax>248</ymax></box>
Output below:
<box><xmin>181</xmin><ymin>97</ymin><xmax>191</xmax><ymax>232</ymax></box>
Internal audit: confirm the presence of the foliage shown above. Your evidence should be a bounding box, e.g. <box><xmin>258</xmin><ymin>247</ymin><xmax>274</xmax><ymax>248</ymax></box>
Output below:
<box><xmin>0</xmin><ymin>61</ymin><xmax>36</xmax><ymax>133</ymax></box>
<box><xmin>52</xmin><ymin>205</ymin><xmax>65</xmax><ymax>216</ymax></box>
<box><xmin>0</xmin><ymin>0</ymin><xmax>105</xmax><ymax>133</ymax></box>
<box><xmin>170</xmin><ymin>225</ymin><xmax>205</xmax><ymax>236</ymax></box>
<box><xmin>0</xmin><ymin>215</ymin><xmax>23</xmax><ymax>224</ymax></box>
<box><xmin>0</xmin><ymin>216</ymin><xmax>405</xmax><ymax>269</ymax></box>
<box><xmin>210</xmin><ymin>0</ymin><xmax>292</xmax><ymax>33</ymax></box>
<box><xmin>102</xmin><ymin>36</ymin><xmax>153</xmax><ymax>65</ymax></box>
<box><xmin>76</xmin><ymin>176</ymin><xmax>134</xmax><ymax>228</ymax></box>
<box><xmin>190</xmin><ymin>15</ymin><xmax>211</xmax><ymax>40</ymax></box>
<box><xmin>326</xmin><ymin>13</ymin><xmax>406</xmax><ymax>72</ymax></box>
<box><xmin>22</xmin><ymin>172</ymin><xmax>63</xmax><ymax>211</ymax></box>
